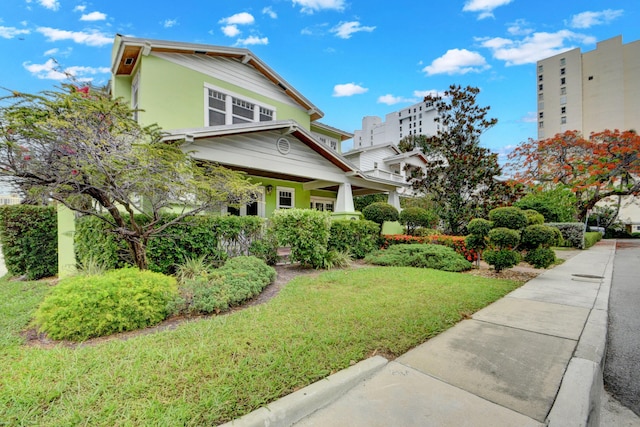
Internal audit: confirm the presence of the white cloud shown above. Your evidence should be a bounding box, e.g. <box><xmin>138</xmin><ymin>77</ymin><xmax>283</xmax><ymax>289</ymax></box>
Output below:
<box><xmin>219</xmin><ymin>12</ymin><xmax>255</xmax><ymax>38</ymax></box>
<box><xmin>236</xmin><ymin>36</ymin><xmax>268</xmax><ymax>46</ymax></box>
<box><xmin>38</xmin><ymin>0</ymin><xmax>60</xmax><ymax>11</ymax></box>
<box><xmin>462</xmin><ymin>0</ymin><xmax>512</xmax><ymax>19</ymax></box>
<box><xmin>44</xmin><ymin>46</ymin><xmax>72</xmax><ymax>57</ymax></box>
<box><xmin>479</xmin><ymin>30</ymin><xmax>595</xmax><ymax>66</ymax></box>
<box><xmin>423</xmin><ymin>49</ymin><xmax>489</xmax><ymax>75</ymax></box>
<box><xmin>73</xmin><ymin>5</ymin><xmax>86</xmax><ymax>12</ymax></box>
<box><xmin>263</xmin><ymin>6</ymin><xmax>277</xmax><ymax>19</ymax></box>
<box><xmin>36</xmin><ymin>27</ymin><xmax>112</xmax><ymax>46</ymax></box>
<box><xmin>43</xmin><ymin>47</ymin><xmax>58</xmax><ymax>55</ymax></box>
<box><xmin>80</xmin><ymin>11</ymin><xmax>107</xmax><ymax>21</ymax></box>
<box><xmin>162</xmin><ymin>19</ymin><xmax>178</xmax><ymax>28</ymax></box>
<box><xmin>219</xmin><ymin>12</ymin><xmax>255</xmax><ymax>26</ymax></box>
<box><xmin>521</xmin><ymin>112</ymin><xmax>537</xmax><ymax>123</ymax></box>
<box><xmin>377</xmin><ymin>94</ymin><xmax>417</xmax><ymax>105</ymax></box>
<box><xmin>0</xmin><ymin>26</ymin><xmax>30</xmax><ymax>39</ymax></box>
<box><xmin>23</xmin><ymin>58</ymin><xmax>109</xmax><ymax>81</ymax></box>
<box><xmin>333</xmin><ymin>83</ymin><xmax>368</xmax><ymax>97</ymax></box>
<box><xmin>222</xmin><ymin>25</ymin><xmax>240</xmax><ymax>37</ymax></box>
<box><xmin>331</xmin><ymin>21</ymin><xmax>376</xmax><ymax>39</ymax></box>
<box><xmin>507</xmin><ymin>19</ymin><xmax>533</xmax><ymax>36</ymax></box>
<box><xmin>292</xmin><ymin>0</ymin><xmax>346</xmax><ymax>14</ymax></box>
<box><xmin>569</xmin><ymin>9</ymin><xmax>623</xmax><ymax>29</ymax></box>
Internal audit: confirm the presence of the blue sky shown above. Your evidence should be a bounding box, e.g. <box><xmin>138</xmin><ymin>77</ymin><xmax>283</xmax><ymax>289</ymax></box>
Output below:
<box><xmin>1</xmin><ymin>0</ymin><xmax>639</xmax><ymax>159</ymax></box>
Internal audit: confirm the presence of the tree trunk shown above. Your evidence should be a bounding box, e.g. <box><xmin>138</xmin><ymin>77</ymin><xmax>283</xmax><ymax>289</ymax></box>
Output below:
<box><xmin>126</xmin><ymin>238</ymin><xmax>149</xmax><ymax>270</ymax></box>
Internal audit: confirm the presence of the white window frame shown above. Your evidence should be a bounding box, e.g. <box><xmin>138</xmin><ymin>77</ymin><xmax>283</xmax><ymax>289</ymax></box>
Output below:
<box><xmin>310</xmin><ymin>196</ymin><xmax>336</xmax><ymax>212</ymax></box>
<box><xmin>204</xmin><ymin>83</ymin><xmax>276</xmax><ymax>126</ymax></box>
<box><xmin>223</xmin><ymin>187</ymin><xmax>266</xmax><ymax>217</ymax></box>
<box><xmin>277</xmin><ymin>187</ymin><xmax>295</xmax><ymax>209</ymax></box>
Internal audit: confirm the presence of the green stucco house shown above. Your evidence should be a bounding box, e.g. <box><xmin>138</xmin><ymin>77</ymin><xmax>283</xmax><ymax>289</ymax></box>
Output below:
<box><xmin>110</xmin><ymin>35</ymin><xmax>408</xmax><ymax>219</ymax></box>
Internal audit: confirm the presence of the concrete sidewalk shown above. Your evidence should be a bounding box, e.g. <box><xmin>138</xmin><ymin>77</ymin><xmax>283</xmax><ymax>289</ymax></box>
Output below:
<box><xmin>222</xmin><ymin>241</ymin><xmax>615</xmax><ymax>427</ymax></box>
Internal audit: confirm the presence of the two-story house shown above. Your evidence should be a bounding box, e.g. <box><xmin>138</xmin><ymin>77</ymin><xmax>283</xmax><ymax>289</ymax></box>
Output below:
<box><xmin>110</xmin><ymin>35</ymin><xmax>408</xmax><ymax>219</ymax></box>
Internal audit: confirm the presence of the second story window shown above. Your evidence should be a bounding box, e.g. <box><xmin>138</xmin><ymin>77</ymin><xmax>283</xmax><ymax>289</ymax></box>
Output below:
<box><xmin>206</xmin><ymin>85</ymin><xmax>275</xmax><ymax>126</ymax></box>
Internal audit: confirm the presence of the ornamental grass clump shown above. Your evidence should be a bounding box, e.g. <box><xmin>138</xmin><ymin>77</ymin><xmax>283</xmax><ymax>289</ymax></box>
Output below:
<box><xmin>34</xmin><ymin>268</ymin><xmax>178</xmax><ymax>341</ymax></box>
<box><xmin>365</xmin><ymin>243</ymin><xmax>472</xmax><ymax>272</ymax></box>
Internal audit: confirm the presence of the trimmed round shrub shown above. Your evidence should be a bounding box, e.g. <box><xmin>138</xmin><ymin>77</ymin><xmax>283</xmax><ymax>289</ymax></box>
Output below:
<box><xmin>521</xmin><ymin>224</ymin><xmax>559</xmax><ymax>249</ymax></box>
<box><xmin>524</xmin><ymin>247</ymin><xmax>556</xmax><ymax>269</ymax></box>
<box><xmin>484</xmin><ymin>249</ymin><xmax>522</xmax><ymax>272</ymax></box>
<box><xmin>523</xmin><ymin>209</ymin><xmax>545</xmax><ymax>225</ymax></box>
<box><xmin>399</xmin><ymin>207</ymin><xmax>438</xmax><ymax>235</ymax></box>
<box><xmin>364</xmin><ymin>244</ymin><xmax>472</xmax><ymax>272</ymax></box>
<box><xmin>362</xmin><ymin>202</ymin><xmax>399</xmax><ymax>225</ymax></box>
<box><xmin>488</xmin><ymin>227</ymin><xmax>521</xmax><ymax>249</ymax></box>
<box><xmin>34</xmin><ymin>268</ymin><xmax>178</xmax><ymax>341</ymax></box>
<box><xmin>488</xmin><ymin>207</ymin><xmax>528</xmax><ymax>230</ymax></box>
<box><xmin>466</xmin><ymin>218</ymin><xmax>493</xmax><ymax>236</ymax></box>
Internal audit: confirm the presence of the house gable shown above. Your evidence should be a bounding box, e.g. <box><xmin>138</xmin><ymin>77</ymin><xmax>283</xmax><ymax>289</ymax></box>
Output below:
<box><xmin>111</xmin><ymin>35</ymin><xmax>323</xmax><ymax>131</ymax></box>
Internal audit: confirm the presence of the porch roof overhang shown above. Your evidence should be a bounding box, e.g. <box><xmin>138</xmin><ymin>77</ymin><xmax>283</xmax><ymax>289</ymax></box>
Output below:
<box><xmin>162</xmin><ymin>120</ymin><xmax>408</xmax><ymax>194</ymax></box>
<box><xmin>111</xmin><ymin>35</ymin><xmax>323</xmax><ymax>121</ymax></box>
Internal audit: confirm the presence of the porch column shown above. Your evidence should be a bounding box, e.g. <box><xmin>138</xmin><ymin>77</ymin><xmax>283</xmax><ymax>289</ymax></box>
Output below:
<box><xmin>387</xmin><ymin>190</ymin><xmax>401</xmax><ymax>211</ymax></box>
<box><xmin>335</xmin><ymin>183</ymin><xmax>355</xmax><ymax>212</ymax></box>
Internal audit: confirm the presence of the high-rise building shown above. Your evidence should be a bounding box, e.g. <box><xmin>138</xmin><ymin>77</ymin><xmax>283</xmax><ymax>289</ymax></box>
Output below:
<box><xmin>352</xmin><ymin>100</ymin><xmax>439</xmax><ymax>149</ymax></box>
<box><xmin>536</xmin><ymin>35</ymin><xmax>640</xmax><ymax>139</ymax></box>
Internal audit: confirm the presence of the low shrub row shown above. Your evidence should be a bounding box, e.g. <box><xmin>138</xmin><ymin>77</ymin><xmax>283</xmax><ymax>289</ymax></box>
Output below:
<box><xmin>33</xmin><ymin>256</ymin><xmax>276</xmax><ymax>341</ymax></box>
<box><xmin>365</xmin><ymin>244</ymin><xmax>472</xmax><ymax>272</ymax></box>
<box><xmin>381</xmin><ymin>234</ymin><xmax>478</xmax><ymax>262</ymax></box>
<box><xmin>172</xmin><ymin>256</ymin><xmax>276</xmax><ymax>315</ymax></box>
<box><xmin>584</xmin><ymin>231</ymin><xmax>602</xmax><ymax>249</ymax></box>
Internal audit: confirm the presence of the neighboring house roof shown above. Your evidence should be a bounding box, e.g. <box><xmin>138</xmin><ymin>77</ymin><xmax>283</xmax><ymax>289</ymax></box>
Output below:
<box><xmin>310</xmin><ymin>122</ymin><xmax>353</xmax><ymax>142</ymax></box>
<box><xmin>343</xmin><ymin>143</ymin><xmax>401</xmax><ymax>157</ymax></box>
<box><xmin>111</xmin><ymin>34</ymin><xmax>324</xmax><ymax>121</ymax></box>
<box><xmin>383</xmin><ymin>148</ymin><xmax>429</xmax><ymax>165</ymax></box>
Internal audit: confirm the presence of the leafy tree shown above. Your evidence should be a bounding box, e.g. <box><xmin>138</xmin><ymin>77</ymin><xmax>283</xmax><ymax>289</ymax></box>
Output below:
<box><xmin>405</xmin><ymin>85</ymin><xmax>502</xmax><ymax>235</ymax></box>
<box><xmin>0</xmin><ymin>86</ymin><xmax>257</xmax><ymax>270</ymax></box>
<box><xmin>514</xmin><ymin>187</ymin><xmax>577</xmax><ymax>222</ymax></box>
<box><xmin>508</xmin><ymin>129</ymin><xmax>640</xmax><ymax>221</ymax></box>
<box><xmin>354</xmin><ymin>193</ymin><xmax>387</xmax><ymax>212</ymax></box>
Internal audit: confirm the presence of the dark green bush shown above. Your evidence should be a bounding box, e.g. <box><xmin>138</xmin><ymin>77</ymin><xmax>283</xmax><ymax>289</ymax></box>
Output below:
<box><xmin>328</xmin><ymin>220</ymin><xmax>380</xmax><ymax>259</ymax></box>
<box><xmin>584</xmin><ymin>231</ymin><xmax>602</xmax><ymax>249</ymax></box>
<box><xmin>466</xmin><ymin>218</ymin><xmax>493</xmax><ymax>236</ymax></box>
<box><xmin>0</xmin><ymin>205</ymin><xmax>58</xmax><ymax>279</ymax></box>
<box><xmin>174</xmin><ymin>256</ymin><xmax>275</xmax><ymax>315</ymax></box>
<box><xmin>34</xmin><ymin>268</ymin><xmax>178</xmax><ymax>341</ymax></box>
<box><xmin>484</xmin><ymin>249</ymin><xmax>522</xmax><ymax>272</ymax></box>
<box><xmin>399</xmin><ymin>207</ymin><xmax>438</xmax><ymax>235</ymax></box>
<box><xmin>488</xmin><ymin>207</ymin><xmax>528</xmax><ymax>230</ymax></box>
<box><xmin>524</xmin><ymin>247</ymin><xmax>556</xmax><ymax>269</ymax></box>
<box><xmin>523</xmin><ymin>209</ymin><xmax>545</xmax><ymax>225</ymax></box>
<box><xmin>249</xmin><ymin>225</ymin><xmax>279</xmax><ymax>265</ymax></box>
<box><xmin>361</xmin><ymin>202</ymin><xmax>399</xmax><ymax>225</ymax></box>
<box><xmin>520</xmin><ymin>224</ymin><xmax>558</xmax><ymax>249</ymax></box>
<box><xmin>546</xmin><ymin>222</ymin><xmax>585</xmax><ymax>248</ymax></box>
<box><xmin>271</xmin><ymin>209</ymin><xmax>331</xmax><ymax>269</ymax></box>
<box><xmin>364</xmin><ymin>244</ymin><xmax>472</xmax><ymax>272</ymax></box>
<box><xmin>413</xmin><ymin>228</ymin><xmax>439</xmax><ymax>237</ymax></box>
<box><xmin>488</xmin><ymin>227</ymin><xmax>520</xmax><ymax>249</ymax></box>
<box><xmin>75</xmin><ymin>214</ymin><xmax>265</xmax><ymax>274</ymax></box>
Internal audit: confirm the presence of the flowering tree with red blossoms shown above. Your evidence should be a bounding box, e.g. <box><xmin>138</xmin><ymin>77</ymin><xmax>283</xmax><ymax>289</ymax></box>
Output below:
<box><xmin>507</xmin><ymin>129</ymin><xmax>640</xmax><ymax>221</ymax></box>
<box><xmin>0</xmin><ymin>86</ymin><xmax>258</xmax><ymax>270</ymax></box>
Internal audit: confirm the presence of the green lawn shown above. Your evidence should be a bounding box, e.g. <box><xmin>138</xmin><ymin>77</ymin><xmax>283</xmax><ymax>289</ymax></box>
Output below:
<box><xmin>1</xmin><ymin>266</ymin><xmax>523</xmax><ymax>426</ymax></box>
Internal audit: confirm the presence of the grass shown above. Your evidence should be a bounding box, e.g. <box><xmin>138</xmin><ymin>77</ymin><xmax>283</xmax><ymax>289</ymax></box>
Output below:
<box><xmin>1</xmin><ymin>267</ymin><xmax>523</xmax><ymax>426</ymax></box>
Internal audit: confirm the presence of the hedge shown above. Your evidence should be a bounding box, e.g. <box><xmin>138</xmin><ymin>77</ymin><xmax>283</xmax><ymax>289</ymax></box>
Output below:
<box><xmin>75</xmin><ymin>214</ymin><xmax>265</xmax><ymax>275</ymax></box>
<box><xmin>546</xmin><ymin>222</ymin><xmax>585</xmax><ymax>249</ymax></box>
<box><xmin>381</xmin><ymin>234</ymin><xmax>478</xmax><ymax>262</ymax></box>
<box><xmin>584</xmin><ymin>231</ymin><xmax>602</xmax><ymax>249</ymax></box>
<box><xmin>328</xmin><ymin>220</ymin><xmax>380</xmax><ymax>259</ymax></box>
<box><xmin>0</xmin><ymin>205</ymin><xmax>58</xmax><ymax>279</ymax></box>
